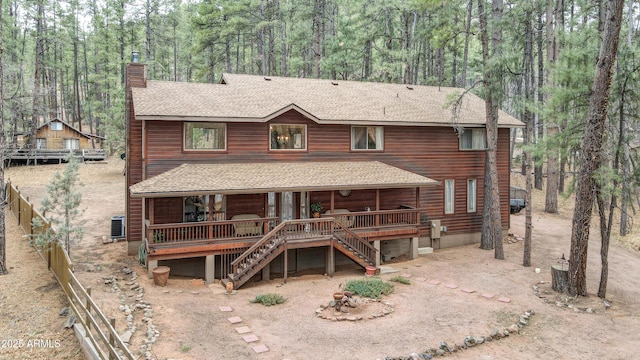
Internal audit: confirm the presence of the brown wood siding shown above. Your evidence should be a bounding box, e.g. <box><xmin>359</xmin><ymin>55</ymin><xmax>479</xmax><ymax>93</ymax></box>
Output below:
<box><xmin>125</xmin><ymin>63</ymin><xmax>147</xmax><ymax>246</ymax></box>
<box><xmin>227</xmin><ymin>194</ymin><xmax>266</xmax><ymax>219</ymax></box>
<box><xmin>135</xmin><ymin>109</ymin><xmax>514</xmax><ymax>238</ymax></box>
<box><xmin>33</xmin><ymin>122</ymin><xmax>91</xmax><ymax>149</ymax></box>
<box><xmin>153</xmin><ymin>198</ymin><xmax>183</xmax><ymax>224</ymax></box>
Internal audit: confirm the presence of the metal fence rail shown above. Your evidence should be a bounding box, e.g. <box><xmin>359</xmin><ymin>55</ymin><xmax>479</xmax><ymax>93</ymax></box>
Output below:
<box><xmin>7</xmin><ymin>181</ymin><xmax>135</xmax><ymax>360</ymax></box>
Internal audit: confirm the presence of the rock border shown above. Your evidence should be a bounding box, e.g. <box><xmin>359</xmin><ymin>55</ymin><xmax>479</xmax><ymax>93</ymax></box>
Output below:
<box><xmin>382</xmin><ymin>309</ymin><xmax>535</xmax><ymax>359</ymax></box>
<box><xmin>315</xmin><ymin>298</ymin><xmax>395</xmax><ymax>321</ymax></box>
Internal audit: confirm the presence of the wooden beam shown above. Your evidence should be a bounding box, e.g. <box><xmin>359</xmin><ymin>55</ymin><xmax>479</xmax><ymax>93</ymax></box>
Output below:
<box><xmin>330</xmin><ymin>191</ymin><xmax>335</xmax><ymax>213</ymax></box>
<box><xmin>375</xmin><ymin>189</ymin><xmax>380</xmax><ymax>227</ymax></box>
<box><xmin>148</xmin><ymin>198</ymin><xmax>155</xmax><ymax>225</ymax></box>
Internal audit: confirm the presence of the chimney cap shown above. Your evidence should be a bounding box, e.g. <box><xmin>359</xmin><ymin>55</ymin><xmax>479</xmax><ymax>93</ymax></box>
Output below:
<box><xmin>131</xmin><ymin>51</ymin><xmax>139</xmax><ymax>63</ymax></box>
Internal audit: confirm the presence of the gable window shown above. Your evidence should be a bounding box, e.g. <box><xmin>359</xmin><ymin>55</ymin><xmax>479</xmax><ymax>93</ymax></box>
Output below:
<box><xmin>184</xmin><ymin>123</ymin><xmax>226</xmax><ymax>150</ymax></box>
<box><xmin>459</xmin><ymin>128</ymin><xmax>486</xmax><ymax>150</ymax></box>
<box><xmin>63</xmin><ymin>138</ymin><xmax>80</xmax><ymax>150</ymax></box>
<box><xmin>467</xmin><ymin>179</ymin><xmax>477</xmax><ymax>213</ymax></box>
<box><xmin>50</xmin><ymin>122</ymin><xmax>63</xmax><ymax>131</ymax></box>
<box><xmin>444</xmin><ymin>179</ymin><xmax>455</xmax><ymax>214</ymax></box>
<box><xmin>351</xmin><ymin>126</ymin><xmax>384</xmax><ymax>150</ymax></box>
<box><xmin>270</xmin><ymin>124</ymin><xmax>306</xmax><ymax>150</ymax></box>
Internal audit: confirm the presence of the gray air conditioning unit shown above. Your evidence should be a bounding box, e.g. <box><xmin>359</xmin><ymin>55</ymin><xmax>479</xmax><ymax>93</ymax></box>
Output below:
<box><xmin>111</xmin><ymin>215</ymin><xmax>126</xmax><ymax>239</ymax></box>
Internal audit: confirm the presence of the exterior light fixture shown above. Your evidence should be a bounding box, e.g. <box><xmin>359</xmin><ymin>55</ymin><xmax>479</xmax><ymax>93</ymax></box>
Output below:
<box><xmin>132</xmin><ymin>51</ymin><xmax>139</xmax><ymax>63</ymax></box>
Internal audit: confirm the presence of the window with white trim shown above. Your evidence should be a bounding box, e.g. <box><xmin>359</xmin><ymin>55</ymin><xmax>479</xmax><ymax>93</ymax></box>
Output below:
<box><xmin>467</xmin><ymin>178</ymin><xmax>477</xmax><ymax>213</ymax></box>
<box><xmin>444</xmin><ymin>179</ymin><xmax>455</xmax><ymax>214</ymax></box>
<box><xmin>351</xmin><ymin>126</ymin><xmax>384</xmax><ymax>150</ymax></box>
<box><xmin>270</xmin><ymin>124</ymin><xmax>306</xmax><ymax>150</ymax></box>
<box><xmin>63</xmin><ymin>138</ymin><xmax>80</xmax><ymax>150</ymax></box>
<box><xmin>459</xmin><ymin>128</ymin><xmax>486</xmax><ymax>150</ymax></box>
<box><xmin>184</xmin><ymin>122</ymin><xmax>226</xmax><ymax>150</ymax></box>
<box><xmin>50</xmin><ymin>122</ymin><xmax>63</xmax><ymax>131</ymax></box>
<box><xmin>36</xmin><ymin>138</ymin><xmax>47</xmax><ymax>149</ymax></box>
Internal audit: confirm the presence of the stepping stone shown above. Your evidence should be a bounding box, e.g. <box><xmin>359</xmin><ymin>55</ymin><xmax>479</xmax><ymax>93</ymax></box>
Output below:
<box><xmin>227</xmin><ymin>316</ymin><xmax>243</xmax><ymax>324</ymax></box>
<box><xmin>235</xmin><ymin>326</ymin><xmax>251</xmax><ymax>334</ymax></box>
<box><xmin>219</xmin><ymin>306</ymin><xmax>233</xmax><ymax>312</ymax></box>
<box><xmin>428</xmin><ymin>280</ymin><xmax>441</xmax><ymax>285</ymax></box>
<box><xmin>481</xmin><ymin>293</ymin><xmax>495</xmax><ymax>299</ymax></box>
<box><xmin>497</xmin><ymin>297</ymin><xmax>512</xmax><ymax>303</ymax></box>
<box><xmin>252</xmin><ymin>344</ymin><xmax>270</xmax><ymax>353</ymax></box>
<box><xmin>461</xmin><ymin>288</ymin><xmax>476</xmax><ymax>293</ymax></box>
<box><xmin>414</xmin><ymin>277</ymin><xmax>426</xmax><ymax>282</ymax></box>
<box><xmin>445</xmin><ymin>283</ymin><xmax>458</xmax><ymax>289</ymax></box>
<box><xmin>242</xmin><ymin>334</ymin><xmax>260</xmax><ymax>343</ymax></box>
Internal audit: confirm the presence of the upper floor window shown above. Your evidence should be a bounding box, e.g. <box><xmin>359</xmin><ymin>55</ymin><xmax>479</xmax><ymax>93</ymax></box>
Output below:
<box><xmin>270</xmin><ymin>124</ymin><xmax>306</xmax><ymax>150</ymax></box>
<box><xmin>351</xmin><ymin>126</ymin><xmax>384</xmax><ymax>150</ymax></box>
<box><xmin>184</xmin><ymin>122</ymin><xmax>226</xmax><ymax>150</ymax></box>
<box><xmin>459</xmin><ymin>128</ymin><xmax>486</xmax><ymax>150</ymax></box>
<box><xmin>50</xmin><ymin>122</ymin><xmax>63</xmax><ymax>131</ymax></box>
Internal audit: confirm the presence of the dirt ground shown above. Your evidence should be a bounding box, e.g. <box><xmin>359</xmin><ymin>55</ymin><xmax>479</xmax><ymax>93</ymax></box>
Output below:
<box><xmin>2</xmin><ymin>159</ymin><xmax>640</xmax><ymax>360</ymax></box>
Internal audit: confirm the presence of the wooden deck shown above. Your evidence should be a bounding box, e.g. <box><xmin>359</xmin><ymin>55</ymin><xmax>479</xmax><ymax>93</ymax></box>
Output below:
<box><xmin>145</xmin><ymin>209</ymin><xmax>421</xmax><ymax>258</ymax></box>
<box><xmin>7</xmin><ymin>148</ymin><xmax>107</xmax><ymax>163</ymax></box>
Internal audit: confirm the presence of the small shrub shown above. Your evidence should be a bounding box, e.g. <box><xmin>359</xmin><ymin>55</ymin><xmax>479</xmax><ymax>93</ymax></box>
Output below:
<box><xmin>344</xmin><ymin>278</ymin><xmax>394</xmax><ymax>299</ymax></box>
<box><xmin>180</xmin><ymin>344</ymin><xmax>191</xmax><ymax>353</ymax></box>
<box><xmin>249</xmin><ymin>293</ymin><xmax>286</xmax><ymax>306</ymax></box>
<box><xmin>390</xmin><ymin>276</ymin><xmax>411</xmax><ymax>285</ymax></box>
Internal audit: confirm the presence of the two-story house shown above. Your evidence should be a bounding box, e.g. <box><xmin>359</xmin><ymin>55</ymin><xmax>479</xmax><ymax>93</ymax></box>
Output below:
<box><xmin>125</xmin><ymin>63</ymin><xmax>523</xmax><ymax>289</ymax></box>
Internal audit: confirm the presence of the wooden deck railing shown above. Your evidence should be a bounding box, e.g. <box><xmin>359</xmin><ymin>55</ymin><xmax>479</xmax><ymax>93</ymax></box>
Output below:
<box><xmin>147</xmin><ymin>217</ymin><xmax>280</xmax><ymax>244</ymax></box>
<box><xmin>229</xmin><ymin>217</ymin><xmax>376</xmax><ymax>287</ymax></box>
<box><xmin>322</xmin><ymin>208</ymin><xmax>420</xmax><ymax>229</ymax></box>
<box><xmin>145</xmin><ymin>208</ymin><xmax>421</xmax><ymax>251</ymax></box>
<box><xmin>332</xmin><ymin>222</ymin><xmax>377</xmax><ymax>265</ymax></box>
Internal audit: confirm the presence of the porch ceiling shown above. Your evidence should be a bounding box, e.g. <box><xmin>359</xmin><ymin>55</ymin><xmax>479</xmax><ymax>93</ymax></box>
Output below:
<box><xmin>129</xmin><ymin>161</ymin><xmax>438</xmax><ymax>198</ymax></box>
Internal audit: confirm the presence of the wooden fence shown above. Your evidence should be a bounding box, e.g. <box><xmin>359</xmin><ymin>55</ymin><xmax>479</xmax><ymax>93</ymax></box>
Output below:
<box><xmin>7</xmin><ymin>181</ymin><xmax>135</xmax><ymax>360</ymax></box>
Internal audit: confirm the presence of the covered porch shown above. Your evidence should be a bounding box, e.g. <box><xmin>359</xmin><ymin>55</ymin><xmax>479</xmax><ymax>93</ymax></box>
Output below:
<box><xmin>129</xmin><ymin>161</ymin><xmax>438</xmax><ymax>288</ymax></box>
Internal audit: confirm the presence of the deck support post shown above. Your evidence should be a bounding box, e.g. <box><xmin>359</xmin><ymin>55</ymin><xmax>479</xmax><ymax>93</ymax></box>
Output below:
<box><xmin>374</xmin><ymin>241</ymin><xmax>381</xmax><ymax>267</ymax></box>
<box><xmin>261</xmin><ymin>262</ymin><xmax>270</xmax><ymax>281</ymax></box>
<box><xmin>147</xmin><ymin>259</ymin><xmax>158</xmax><ymax>278</ymax></box>
<box><xmin>327</xmin><ymin>242</ymin><xmax>335</xmax><ymax>277</ymax></box>
<box><xmin>283</xmin><ymin>242</ymin><xmax>288</xmax><ymax>284</ymax></box>
<box><xmin>409</xmin><ymin>237</ymin><xmax>419</xmax><ymax>260</ymax></box>
<box><xmin>205</xmin><ymin>255</ymin><xmax>215</xmax><ymax>284</ymax></box>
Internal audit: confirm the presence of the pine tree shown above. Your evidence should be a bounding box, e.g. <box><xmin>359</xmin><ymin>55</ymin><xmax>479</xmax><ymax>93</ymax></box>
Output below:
<box><xmin>568</xmin><ymin>0</ymin><xmax>625</xmax><ymax>297</ymax></box>
<box><xmin>32</xmin><ymin>157</ymin><xmax>84</xmax><ymax>257</ymax></box>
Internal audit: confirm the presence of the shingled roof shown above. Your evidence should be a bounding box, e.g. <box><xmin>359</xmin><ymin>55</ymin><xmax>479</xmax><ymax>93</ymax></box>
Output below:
<box><xmin>129</xmin><ymin>161</ymin><xmax>438</xmax><ymax>198</ymax></box>
<box><xmin>132</xmin><ymin>73</ymin><xmax>523</xmax><ymax>128</ymax></box>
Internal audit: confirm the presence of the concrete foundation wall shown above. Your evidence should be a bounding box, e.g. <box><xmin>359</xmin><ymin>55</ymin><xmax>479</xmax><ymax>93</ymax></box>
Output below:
<box><xmin>430</xmin><ymin>232</ymin><xmax>482</xmax><ymax>249</ymax></box>
<box><xmin>380</xmin><ymin>238</ymin><xmax>411</xmax><ymax>262</ymax></box>
<box><xmin>159</xmin><ymin>257</ymin><xmax>205</xmax><ymax>278</ymax></box>
<box><xmin>269</xmin><ymin>248</ymin><xmax>352</xmax><ymax>274</ymax></box>
<box><xmin>128</xmin><ymin>240</ymin><xmax>141</xmax><ymax>256</ymax></box>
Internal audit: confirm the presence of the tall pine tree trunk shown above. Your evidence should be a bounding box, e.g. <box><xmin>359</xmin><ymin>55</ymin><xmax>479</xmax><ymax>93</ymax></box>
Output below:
<box><xmin>477</xmin><ymin>0</ymin><xmax>504</xmax><ymax>259</ymax></box>
<box><xmin>534</xmin><ymin>10</ymin><xmax>544</xmax><ymax>190</ymax></box>
<box><xmin>544</xmin><ymin>0</ymin><xmax>563</xmax><ymax>214</ymax></box>
<box><xmin>29</xmin><ymin>0</ymin><xmax>44</xmax><ymax>153</ymax></box>
<box><xmin>461</xmin><ymin>0</ymin><xmax>473</xmax><ymax>87</ymax></box>
<box><xmin>523</xmin><ymin>4</ymin><xmax>534</xmax><ymax>267</ymax></box>
<box><xmin>0</xmin><ymin>0</ymin><xmax>7</xmax><ymax>276</ymax></box>
<box><xmin>568</xmin><ymin>0</ymin><xmax>624</xmax><ymax>297</ymax></box>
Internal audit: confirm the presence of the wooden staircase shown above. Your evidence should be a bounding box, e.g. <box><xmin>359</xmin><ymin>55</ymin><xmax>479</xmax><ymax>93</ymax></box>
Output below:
<box><xmin>226</xmin><ymin>218</ymin><xmax>377</xmax><ymax>290</ymax></box>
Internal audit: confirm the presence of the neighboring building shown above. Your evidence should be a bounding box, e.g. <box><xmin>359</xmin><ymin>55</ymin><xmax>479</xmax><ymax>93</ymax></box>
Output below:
<box><xmin>10</xmin><ymin>119</ymin><xmax>106</xmax><ymax>163</ymax></box>
<box><xmin>125</xmin><ymin>63</ymin><xmax>523</xmax><ymax>289</ymax></box>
